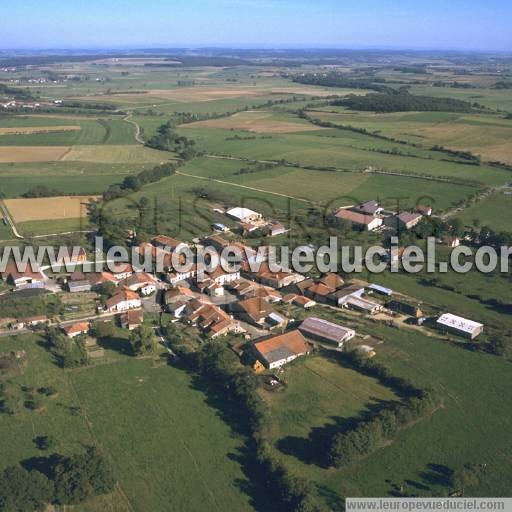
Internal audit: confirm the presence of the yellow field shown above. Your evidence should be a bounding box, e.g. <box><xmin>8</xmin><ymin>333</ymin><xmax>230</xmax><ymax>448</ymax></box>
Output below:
<box><xmin>0</xmin><ymin>146</ymin><xmax>71</xmax><ymax>163</ymax></box>
<box><xmin>62</xmin><ymin>144</ymin><xmax>170</xmax><ymax>163</ymax></box>
<box><xmin>4</xmin><ymin>195</ymin><xmax>99</xmax><ymax>223</ymax></box>
<box><xmin>182</xmin><ymin>111</ymin><xmax>324</xmax><ymax>133</ymax></box>
<box><xmin>0</xmin><ymin>125</ymin><xmax>81</xmax><ymax>135</ymax></box>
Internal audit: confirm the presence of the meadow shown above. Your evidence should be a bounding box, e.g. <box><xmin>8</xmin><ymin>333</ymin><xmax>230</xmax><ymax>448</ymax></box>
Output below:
<box><xmin>455</xmin><ymin>190</ymin><xmax>512</xmax><ymax>231</ymax></box>
<box><xmin>0</xmin><ymin>334</ymin><xmax>254</xmax><ymax>512</ymax></box>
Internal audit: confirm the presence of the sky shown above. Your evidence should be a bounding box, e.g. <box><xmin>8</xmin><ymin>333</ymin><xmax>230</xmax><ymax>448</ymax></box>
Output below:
<box><xmin>1</xmin><ymin>0</ymin><xmax>511</xmax><ymax>51</ymax></box>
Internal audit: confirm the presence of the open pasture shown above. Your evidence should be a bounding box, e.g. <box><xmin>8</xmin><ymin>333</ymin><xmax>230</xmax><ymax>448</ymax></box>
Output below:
<box><xmin>62</xmin><ymin>144</ymin><xmax>170</xmax><ymax>164</ymax></box>
<box><xmin>455</xmin><ymin>190</ymin><xmax>512</xmax><ymax>231</ymax></box>
<box><xmin>4</xmin><ymin>195</ymin><xmax>97</xmax><ymax>223</ymax></box>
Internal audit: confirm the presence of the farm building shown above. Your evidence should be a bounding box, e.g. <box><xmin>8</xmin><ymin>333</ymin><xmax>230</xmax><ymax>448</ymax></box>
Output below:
<box><xmin>293</xmin><ymin>296</ymin><xmax>316</xmax><ymax>309</ymax></box>
<box><xmin>212</xmin><ymin>223</ymin><xmax>229</xmax><ymax>232</ymax></box>
<box><xmin>352</xmin><ymin>200</ymin><xmax>383</xmax><ymax>216</ymax></box>
<box><xmin>184</xmin><ymin>299</ymin><xmax>244</xmax><ymax>339</ymax></box>
<box><xmin>416</xmin><ymin>205</ymin><xmax>433</xmax><ymax>216</ymax></box>
<box><xmin>252</xmin><ymin>330</ymin><xmax>311</xmax><ymax>369</ymax></box>
<box><xmin>443</xmin><ymin>236</ymin><xmax>461</xmax><ymax>248</ymax></box>
<box><xmin>329</xmin><ymin>284</ymin><xmax>365</xmax><ymax>306</ymax></box>
<box><xmin>2</xmin><ymin>262</ymin><xmax>47</xmax><ymax>290</ymax></box>
<box><xmin>436</xmin><ymin>313</ymin><xmax>484</xmax><ymax>339</ymax></box>
<box><xmin>396</xmin><ymin>212</ymin><xmax>423</xmax><ymax>230</ymax></box>
<box><xmin>226</xmin><ymin>207</ymin><xmax>263</xmax><ymax>223</ymax></box>
<box><xmin>335</xmin><ymin>209</ymin><xmax>383</xmax><ymax>231</ymax></box>
<box><xmin>269</xmin><ymin>223</ymin><xmax>288</xmax><ymax>236</ymax></box>
<box><xmin>387</xmin><ymin>300</ymin><xmax>423</xmax><ymax>318</ymax></box>
<box><xmin>345</xmin><ymin>296</ymin><xmax>383</xmax><ymax>315</ymax></box>
<box><xmin>68</xmin><ymin>279</ymin><xmax>91</xmax><ymax>293</ymax></box>
<box><xmin>368</xmin><ymin>284</ymin><xmax>393</xmax><ymax>296</ymax></box>
<box><xmin>298</xmin><ymin>317</ymin><xmax>355</xmax><ymax>348</ymax></box>
<box><xmin>250</xmin><ymin>263</ymin><xmax>305</xmax><ymax>289</ymax></box>
<box><xmin>11</xmin><ymin>315</ymin><xmax>48</xmax><ymax>330</ymax></box>
<box><xmin>118</xmin><ymin>272</ymin><xmax>157</xmax><ymax>296</ymax></box>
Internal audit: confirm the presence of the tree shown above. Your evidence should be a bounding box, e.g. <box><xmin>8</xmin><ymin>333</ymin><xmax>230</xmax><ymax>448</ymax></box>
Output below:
<box><xmin>53</xmin><ymin>447</ymin><xmax>116</xmax><ymax>505</ymax></box>
<box><xmin>488</xmin><ymin>337</ymin><xmax>507</xmax><ymax>356</ymax></box>
<box><xmin>128</xmin><ymin>324</ymin><xmax>157</xmax><ymax>356</ymax></box>
<box><xmin>34</xmin><ymin>435</ymin><xmax>55</xmax><ymax>450</ymax></box>
<box><xmin>0</xmin><ymin>465</ymin><xmax>54</xmax><ymax>512</ymax></box>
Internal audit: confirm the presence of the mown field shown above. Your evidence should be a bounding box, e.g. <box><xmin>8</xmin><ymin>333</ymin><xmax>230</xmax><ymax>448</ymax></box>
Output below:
<box><xmin>0</xmin><ymin>335</ymin><xmax>254</xmax><ymax>512</ymax></box>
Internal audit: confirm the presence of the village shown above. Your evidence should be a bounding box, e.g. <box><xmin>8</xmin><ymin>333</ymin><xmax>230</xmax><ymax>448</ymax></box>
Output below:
<box><xmin>0</xmin><ymin>200</ymin><xmax>483</xmax><ymax>378</ymax></box>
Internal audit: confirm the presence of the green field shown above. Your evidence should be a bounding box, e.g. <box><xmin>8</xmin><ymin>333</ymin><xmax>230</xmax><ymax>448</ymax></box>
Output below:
<box><xmin>455</xmin><ymin>190</ymin><xmax>512</xmax><ymax>231</ymax></box>
<box><xmin>260</xmin><ymin>327</ymin><xmax>512</xmax><ymax>503</ymax></box>
<box><xmin>0</xmin><ymin>116</ymin><xmax>136</xmax><ymax>146</ymax></box>
<box><xmin>0</xmin><ymin>335</ymin><xmax>254</xmax><ymax>511</ymax></box>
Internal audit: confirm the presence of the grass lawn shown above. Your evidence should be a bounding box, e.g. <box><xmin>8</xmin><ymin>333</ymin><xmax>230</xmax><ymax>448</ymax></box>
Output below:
<box><xmin>0</xmin><ymin>335</ymin><xmax>254</xmax><ymax>512</ymax></box>
<box><xmin>17</xmin><ymin>217</ymin><xmax>92</xmax><ymax>237</ymax></box>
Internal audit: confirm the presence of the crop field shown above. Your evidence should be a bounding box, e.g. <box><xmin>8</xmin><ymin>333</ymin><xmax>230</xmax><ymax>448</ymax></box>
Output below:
<box><xmin>0</xmin><ymin>145</ymin><xmax>71</xmax><ymax>162</ymax></box>
<box><xmin>0</xmin><ymin>335</ymin><xmax>253</xmax><ymax>512</ymax></box>
<box><xmin>310</xmin><ymin>110</ymin><xmax>512</xmax><ymax>165</ymax></box>
<box><xmin>4</xmin><ymin>195</ymin><xmax>97</xmax><ymax>223</ymax></box>
<box><xmin>0</xmin><ymin>125</ymin><xmax>81</xmax><ymax>135</ymax></box>
<box><xmin>183</xmin><ymin>110</ymin><xmax>326</xmax><ymax>133</ymax></box>
<box><xmin>62</xmin><ymin>144</ymin><xmax>170</xmax><ymax>164</ymax></box>
<box><xmin>0</xmin><ymin>117</ymin><xmax>136</xmax><ymax>146</ymax></box>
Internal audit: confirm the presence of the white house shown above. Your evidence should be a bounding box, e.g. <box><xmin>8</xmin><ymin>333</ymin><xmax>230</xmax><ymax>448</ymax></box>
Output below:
<box><xmin>104</xmin><ymin>290</ymin><xmax>142</xmax><ymax>312</ymax></box>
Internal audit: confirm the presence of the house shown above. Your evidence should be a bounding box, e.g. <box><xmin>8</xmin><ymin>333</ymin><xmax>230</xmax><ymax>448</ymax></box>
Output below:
<box><xmin>118</xmin><ymin>272</ymin><xmax>157</xmax><ymax>296</ymax></box>
<box><xmin>387</xmin><ymin>300</ymin><xmax>423</xmax><ymax>318</ymax></box>
<box><xmin>250</xmin><ymin>263</ymin><xmax>305</xmax><ymax>289</ymax></box>
<box><xmin>111</xmin><ymin>263</ymin><xmax>134</xmax><ymax>281</ymax></box>
<box><xmin>345</xmin><ymin>296</ymin><xmax>383</xmax><ymax>315</ymax></box>
<box><xmin>252</xmin><ymin>330</ymin><xmax>311</xmax><ymax>369</ymax></box>
<box><xmin>164</xmin><ymin>287</ymin><xmax>196</xmax><ymax>307</ymax></box>
<box><xmin>68</xmin><ymin>279</ymin><xmax>92</xmax><ymax>293</ymax></box>
<box><xmin>443</xmin><ymin>236</ymin><xmax>461</xmax><ymax>248</ymax></box>
<box><xmin>12</xmin><ymin>315</ymin><xmax>48</xmax><ymax>330</ymax></box>
<box><xmin>293</xmin><ymin>296</ymin><xmax>316</xmax><ymax>309</ymax></box>
<box><xmin>335</xmin><ymin>209</ymin><xmax>383</xmax><ymax>231</ymax></box>
<box><xmin>416</xmin><ymin>205</ymin><xmax>433</xmax><ymax>216</ymax></box>
<box><xmin>396</xmin><ymin>212</ymin><xmax>423</xmax><ymax>230</ymax></box>
<box><xmin>352</xmin><ymin>200</ymin><xmax>383</xmax><ymax>216</ymax></box>
<box><xmin>304</xmin><ymin>282</ymin><xmax>333</xmax><ymax>303</ymax></box>
<box><xmin>88</xmin><ymin>272</ymin><xmax>117</xmax><ymax>288</ymax></box>
<box><xmin>299</xmin><ymin>317</ymin><xmax>355</xmax><ymax>348</ymax></box>
<box><xmin>231</xmin><ymin>297</ymin><xmax>274</xmax><ymax>326</ymax></box>
<box><xmin>152</xmin><ymin>235</ymin><xmax>187</xmax><ymax>252</ymax></box>
<box><xmin>227</xmin><ymin>279</ymin><xmax>257</xmax><ymax>297</ymax></box>
<box><xmin>226</xmin><ymin>207</ymin><xmax>263</xmax><ymax>224</ymax></box>
<box><xmin>2</xmin><ymin>262</ymin><xmax>46</xmax><ymax>289</ymax></box>
<box><xmin>62</xmin><ymin>321</ymin><xmax>89</xmax><ymax>338</ymax></box>
<box><xmin>249</xmin><ymin>285</ymin><xmax>282</xmax><ymax>303</ymax></box>
<box><xmin>204</xmin><ymin>265</ymin><xmax>240</xmax><ymax>286</ymax></box>
<box><xmin>436</xmin><ymin>313</ymin><xmax>484</xmax><ymax>339</ymax></box>
<box><xmin>167</xmin><ymin>300</ymin><xmax>189</xmax><ymax>318</ymax></box>
<box><xmin>120</xmin><ymin>309</ymin><xmax>143</xmax><ymax>330</ymax></box>
<box><xmin>69</xmin><ymin>270</ymin><xmax>86</xmax><ymax>282</ymax></box>
<box><xmin>185</xmin><ymin>299</ymin><xmax>244</xmax><ymax>339</ymax></box>
<box><xmin>292</xmin><ymin>278</ymin><xmax>315</xmax><ymax>295</ymax></box>
<box><xmin>329</xmin><ymin>284</ymin><xmax>365</xmax><ymax>306</ymax></box>
<box><xmin>104</xmin><ymin>289</ymin><xmax>141</xmax><ymax>312</ymax></box>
